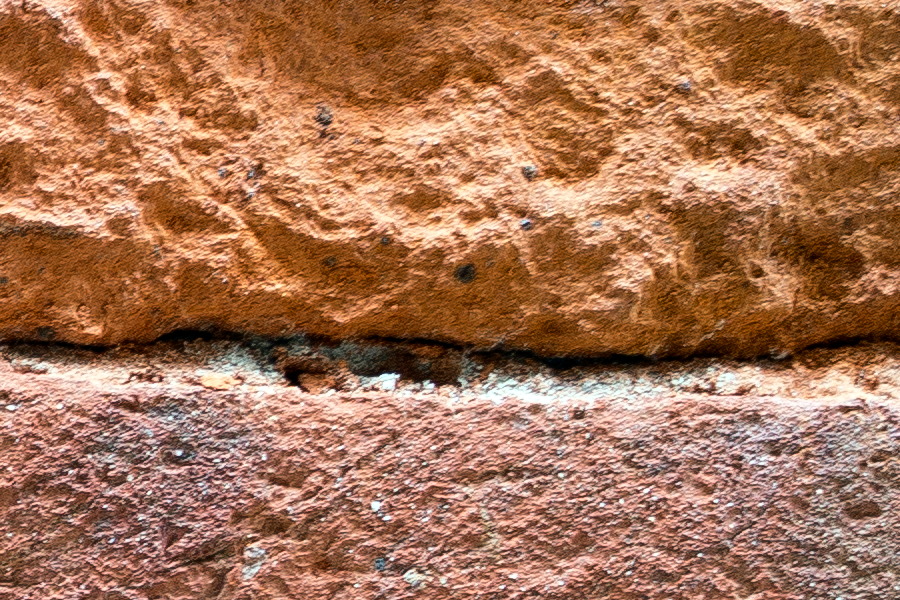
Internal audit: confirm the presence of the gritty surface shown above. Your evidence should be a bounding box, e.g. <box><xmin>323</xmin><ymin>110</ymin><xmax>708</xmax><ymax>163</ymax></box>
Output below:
<box><xmin>5</xmin><ymin>338</ymin><xmax>900</xmax><ymax>404</ymax></box>
<box><xmin>1</xmin><ymin>0</ymin><xmax>899</xmax><ymax>596</ymax></box>
<box><xmin>0</xmin><ymin>0</ymin><xmax>899</xmax><ymax>356</ymax></box>
<box><xmin>0</xmin><ymin>342</ymin><xmax>898</xmax><ymax>599</ymax></box>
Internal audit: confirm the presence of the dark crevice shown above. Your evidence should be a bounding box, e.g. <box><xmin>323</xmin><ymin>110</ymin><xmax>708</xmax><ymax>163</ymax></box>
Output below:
<box><xmin>155</xmin><ymin>328</ymin><xmax>246</xmax><ymax>344</ymax></box>
<box><xmin>794</xmin><ymin>333</ymin><xmax>897</xmax><ymax>354</ymax></box>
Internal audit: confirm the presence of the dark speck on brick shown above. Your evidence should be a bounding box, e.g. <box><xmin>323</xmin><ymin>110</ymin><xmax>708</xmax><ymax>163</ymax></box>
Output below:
<box><xmin>374</xmin><ymin>557</ymin><xmax>388</xmax><ymax>572</ymax></box>
<box><xmin>520</xmin><ymin>218</ymin><xmax>534</xmax><ymax>231</ymax></box>
<box><xmin>522</xmin><ymin>165</ymin><xmax>538</xmax><ymax>181</ymax></box>
<box><xmin>380</xmin><ymin>236</ymin><xmax>391</xmax><ymax>246</ymax></box>
<box><xmin>455</xmin><ymin>264</ymin><xmax>476</xmax><ymax>284</ymax></box>
<box><xmin>35</xmin><ymin>326</ymin><xmax>55</xmax><ymax>340</ymax></box>
<box><xmin>315</xmin><ymin>105</ymin><xmax>334</xmax><ymax>128</ymax></box>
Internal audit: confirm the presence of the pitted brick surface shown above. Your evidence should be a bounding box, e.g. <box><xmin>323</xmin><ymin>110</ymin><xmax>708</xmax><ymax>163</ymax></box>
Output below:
<box><xmin>0</xmin><ymin>364</ymin><xmax>897</xmax><ymax>599</ymax></box>
<box><xmin>0</xmin><ymin>0</ymin><xmax>898</xmax><ymax>355</ymax></box>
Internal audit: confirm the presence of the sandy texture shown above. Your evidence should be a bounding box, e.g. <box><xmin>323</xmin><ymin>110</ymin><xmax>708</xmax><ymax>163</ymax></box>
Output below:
<box><xmin>0</xmin><ymin>344</ymin><xmax>898</xmax><ymax>599</ymax></box>
<box><xmin>0</xmin><ymin>0</ymin><xmax>898</xmax><ymax>356</ymax></box>
<box><xmin>3</xmin><ymin>3</ymin><xmax>899</xmax><ymax>594</ymax></box>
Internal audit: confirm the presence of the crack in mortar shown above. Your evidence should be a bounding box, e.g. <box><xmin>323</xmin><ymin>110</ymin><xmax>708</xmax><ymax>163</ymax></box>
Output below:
<box><xmin>1</xmin><ymin>332</ymin><xmax>899</xmax><ymax>405</ymax></box>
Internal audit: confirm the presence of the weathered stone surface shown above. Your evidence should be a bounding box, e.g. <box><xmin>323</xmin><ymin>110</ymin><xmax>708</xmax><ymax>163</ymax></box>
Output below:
<box><xmin>0</xmin><ymin>0</ymin><xmax>898</xmax><ymax>356</ymax></box>
<box><xmin>0</xmin><ymin>344</ymin><xmax>898</xmax><ymax>599</ymax></box>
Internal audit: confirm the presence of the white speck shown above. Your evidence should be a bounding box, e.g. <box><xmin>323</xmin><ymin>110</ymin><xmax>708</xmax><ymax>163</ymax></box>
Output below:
<box><xmin>557</xmin><ymin>472</ymin><xmax>566</xmax><ymax>479</ymax></box>
<box><xmin>5</xmin><ymin>405</ymin><xmax>18</xmax><ymax>411</ymax></box>
<box><xmin>370</xmin><ymin>500</ymin><xmax>382</xmax><ymax>512</ymax></box>
<box><xmin>382</xmin><ymin>515</ymin><xmax>392</xmax><ymax>521</ymax></box>
<box><xmin>697</xmin><ymin>552</ymin><xmax>704</xmax><ymax>558</ymax></box>
<box><xmin>377</xmin><ymin>373</ymin><xmax>400</xmax><ymax>391</ymax></box>
<box><xmin>816</xmin><ymin>489</ymin><xmax>824</xmax><ymax>495</ymax></box>
<box><xmin>242</xmin><ymin>546</ymin><xmax>267</xmax><ymax>580</ymax></box>
<box><xmin>618</xmin><ymin>499</ymin><xmax>625</xmax><ymax>505</ymax></box>
<box><xmin>403</xmin><ymin>569</ymin><xmax>428</xmax><ymax>588</ymax></box>
<box><xmin>508</xmin><ymin>573</ymin><xmax>519</xmax><ymax>580</ymax></box>
<box><xmin>55</xmin><ymin>403</ymin><xmax>64</xmax><ymax>410</ymax></box>
<box><xmin>556</xmin><ymin>580</ymin><xmax>566</xmax><ymax>586</ymax></box>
